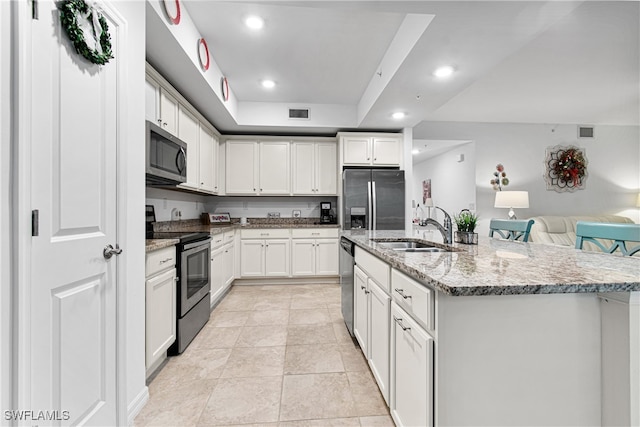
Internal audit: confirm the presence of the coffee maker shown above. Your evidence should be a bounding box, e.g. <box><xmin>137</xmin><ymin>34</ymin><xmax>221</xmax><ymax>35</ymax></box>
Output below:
<box><xmin>320</xmin><ymin>202</ymin><xmax>336</xmax><ymax>224</ymax></box>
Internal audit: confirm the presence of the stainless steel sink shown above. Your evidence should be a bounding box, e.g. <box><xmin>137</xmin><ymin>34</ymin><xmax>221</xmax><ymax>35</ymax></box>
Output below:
<box><xmin>374</xmin><ymin>240</ymin><xmax>449</xmax><ymax>253</ymax></box>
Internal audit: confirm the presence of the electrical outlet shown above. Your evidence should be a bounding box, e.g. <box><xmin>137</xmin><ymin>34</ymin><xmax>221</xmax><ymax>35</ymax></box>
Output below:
<box><xmin>469</xmin><ymin>203</ymin><xmax>475</xmax><ymax>210</ymax></box>
<box><xmin>243</xmin><ymin>202</ymin><xmax>248</xmax><ymax>210</ymax></box>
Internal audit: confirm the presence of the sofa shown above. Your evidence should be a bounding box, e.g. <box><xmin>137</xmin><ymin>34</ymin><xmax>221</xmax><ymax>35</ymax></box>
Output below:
<box><xmin>528</xmin><ymin>215</ymin><xmax>634</xmax><ymax>252</ymax></box>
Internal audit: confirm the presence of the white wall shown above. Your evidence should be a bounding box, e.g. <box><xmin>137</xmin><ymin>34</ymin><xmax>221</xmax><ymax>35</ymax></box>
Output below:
<box><xmin>413</xmin><ymin>122</ymin><xmax>640</xmax><ymax>235</ymax></box>
<box><xmin>146</xmin><ymin>188</ymin><xmax>210</xmax><ymax>221</ymax></box>
<box><xmin>205</xmin><ymin>196</ymin><xmax>338</xmax><ymax>219</ymax></box>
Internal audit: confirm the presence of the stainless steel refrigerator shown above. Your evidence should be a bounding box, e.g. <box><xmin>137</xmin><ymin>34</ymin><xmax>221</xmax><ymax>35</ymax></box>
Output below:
<box><xmin>343</xmin><ymin>169</ymin><xmax>405</xmax><ymax>230</ymax></box>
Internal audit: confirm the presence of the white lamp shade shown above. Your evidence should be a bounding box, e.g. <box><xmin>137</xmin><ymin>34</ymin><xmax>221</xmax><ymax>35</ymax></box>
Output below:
<box><xmin>424</xmin><ymin>198</ymin><xmax>434</xmax><ymax>207</ymax></box>
<box><xmin>495</xmin><ymin>191</ymin><xmax>529</xmax><ymax>209</ymax></box>
<box><xmin>636</xmin><ymin>193</ymin><xmax>640</xmax><ymax>208</ymax></box>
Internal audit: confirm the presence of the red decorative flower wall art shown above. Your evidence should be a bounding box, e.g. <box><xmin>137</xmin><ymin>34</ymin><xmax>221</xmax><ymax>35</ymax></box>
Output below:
<box><xmin>544</xmin><ymin>145</ymin><xmax>588</xmax><ymax>192</ymax></box>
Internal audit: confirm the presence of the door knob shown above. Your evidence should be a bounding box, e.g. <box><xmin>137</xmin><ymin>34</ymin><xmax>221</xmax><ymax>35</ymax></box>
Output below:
<box><xmin>103</xmin><ymin>244</ymin><xmax>123</xmax><ymax>259</ymax></box>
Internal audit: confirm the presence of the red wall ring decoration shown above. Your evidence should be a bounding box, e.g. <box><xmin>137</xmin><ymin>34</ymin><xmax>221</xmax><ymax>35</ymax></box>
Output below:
<box><xmin>221</xmin><ymin>77</ymin><xmax>229</xmax><ymax>101</ymax></box>
<box><xmin>198</xmin><ymin>38</ymin><xmax>210</xmax><ymax>71</ymax></box>
<box><xmin>163</xmin><ymin>0</ymin><xmax>181</xmax><ymax>25</ymax></box>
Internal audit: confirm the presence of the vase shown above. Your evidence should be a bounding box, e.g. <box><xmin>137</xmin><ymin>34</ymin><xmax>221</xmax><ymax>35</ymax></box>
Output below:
<box><xmin>455</xmin><ymin>231</ymin><xmax>478</xmax><ymax>245</ymax></box>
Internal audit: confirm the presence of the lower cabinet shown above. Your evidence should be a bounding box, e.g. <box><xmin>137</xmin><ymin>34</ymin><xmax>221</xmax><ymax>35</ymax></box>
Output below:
<box><xmin>390</xmin><ymin>302</ymin><xmax>433</xmax><ymax>427</ymax></box>
<box><xmin>211</xmin><ymin>232</ymin><xmax>236</xmax><ymax>306</ymax></box>
<box><xmin>145</xmin><ymin>246</ymin><xmax>177</xmax><ymax>378</ymax></box>
<box><xmin>240</xmin><ymin>238</ymin><xmax>290</xmax><ymax>277</ymax></box>
<box><xmin>210</xmin><ymin>245</ymin><xmax>226</xmax><ymax>304</ymax></box>
<box><xmin>291</xmin><ymin>228</ymin><xmax>339</xmax><ymax>277</ymax></box>
<box><xmin>353</xmin><ymin>265</ymin><xmax>390</xmax><ymax>404</ymax></box>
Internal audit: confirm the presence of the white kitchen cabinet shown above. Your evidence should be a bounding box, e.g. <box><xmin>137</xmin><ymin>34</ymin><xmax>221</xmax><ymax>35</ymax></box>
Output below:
<box><xmin>159</xmin><ymin>88</ymin><xmax>179</xmax><ymax>135</ymax></box>
<box><xmin>390</xmin><ymin>302</ymin><xmax>433</xmax><ymax>427</ymax></box>
<box><xmin>240</xmin><ymin>239</ymin><xmax>264</xmax><ymax>277</ymax></box>
<box><xmin>145</xmin><ymin>75</ymin><xmax>160</xmax><ymax>123</ymax></box>
<box><xmin>210</xmin><ymin>245</ymin><xmax>225</xmax><ymax>306</ymax></box>
<box><xmin>316</xmin><ymin>238</ymin><xmax>339</xmax><ymax>275</ymax></box>
<box><xmin>291</xmin><ymin>239</ymin><xmax>315</xmax><ymax>276</ymax></box>
<box><xmin>240</xmin><ymin>229</ymin><xmax>290</xmax><ymax>277</ymax></box>
<box><xmin>354</xmin><ymin>265</ymin><xmax>369</xmax><ymax>356</ymax></box>
<box><xmin>226</xmin><ymin>141</ymin><xmax>258</xmax><ymax>194</ymax></box>
<box><xmin>340</xmin><ymin>133</ymin><xmax>402</xmax><ymax>167</ymax></box>
<box><xmin>177</xmin><ymin>106</ymin><xmax>199</xmax><ymax>190</ymax></box>
<box><xmin>198</xmin><ymin>125</ymin><xmax>219</xmax><ymax>194</ymax></box>
<box><xmin>292</xmin><ymin>142</ymin><xmax>337</xmax><ymax>195</ymax></box>
<box><xmin>223</xmin><ymin>242</ymin><xmax>234</xmax><ymax>287</ymax></box>
<box><xmin>264</xmin><ymin>239</ymin><xmax>290</xmax><ymax>276</ymax></box>
<box><xmin>291</xmin><ymin>229</ymin><xmax>339</xmax><ymax>276</ymax></box>
<box><xmin>259</xmin><ymin>142</ymin><xmax>290</xmax><ymax>194</ymax></box>
<box><xmin>145</xmin><ymin>246</ymin><xmax>176</xmax><ymax>378</ymax></box>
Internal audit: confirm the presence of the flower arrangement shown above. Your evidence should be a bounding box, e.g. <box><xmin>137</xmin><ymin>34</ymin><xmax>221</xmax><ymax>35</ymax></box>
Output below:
<box><xmin>552</xmin><ymin>148</ymin><xmax>586</xmax><ymax>187</ymax></box>
<box><xmin>490</xmin><ymin>164</ymin><xmax>509</xmax><ymax>191</ymax></box>
<box><xmin>454</xmin><ymin>210</ymin><xmax>478</xmax><ymax>233</ymax></box>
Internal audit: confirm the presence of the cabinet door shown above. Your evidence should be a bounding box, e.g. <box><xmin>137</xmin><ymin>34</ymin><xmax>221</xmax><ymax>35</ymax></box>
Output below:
<box><xmin>260</xmin><ymin>142</ymin><xmax>290</xmax><ymax>194</ymax></box>
<box><xmin>390</xmin><ymin>303</ymin><xmax>433</xmax><ymax>427</ymax></box>
<box><xmin>145</xmin><ymin>268</ymin><xmax>176</xmax><ymax>370</ymax></box>
<box><xmin>265</xmin><ymin>239</ymin><xmax>290</xmax><ymax>277</ymax></box>
<box><xmin>343</xmin><ymin>137</ymin><xmax>371</xmax><ymax>165</ymax></box>
<box><xmin>198</xmin><ymin>125</ymin><xmax>217</xmax><ymax>193</ymax></box>
<box><xmin>316</xmin><ymin>143</ymin><xmax>337</xmax><ymax>195</ymax></box>
<box><xmin>316</xmin><ymin>238</ymin><xmax>339</xmax><ymax>275</ymax></box>
<box><xmin>368</xmin><ymin>279</ymin><xmax>390</xmax><ymax>404</ymax></box>
<box><xmin>240</xmin><ymin>240</ymin><xmax>264</xmax><ymax>277</ymax></box>
<box><xmin>226</xmin><ymin>141</ymin><xmax>258</xmax><ymax>194</ymax></box>
<box><xmin>353</xmin><ymin>266</ymin><xmax>369</xmax><ymax>357</ymax></box>
<box><xmin>159</xmin><ymin>88</ymin><xmax>179</xmax><ymax>135</ymax></box>
<box><xmin>372</xmin><ymin>137</ymin><xmax>400</xmax><ymax>166</ymax></box>
<box><xmin>177</xmin><ymin>106</ymin><xmax>199</xmax><ymax>189</ymax></box>
<box><xmin>222</xmin><ymin>243</ymin><xmax>234</xmax><ymax>287</ymax></box>
<box><xmin>292</xmin><ymin>142</ymin><xmax>315</xmax><ymax>195</ymax></box>
<box><xmin>210</xmin><ymin>246</ymin><xmax>225</xmax><ymax>305</ymax></box>
<box><xmin>145</xmin><ymin>76</ymin><xmax>160</xmax><ymax>123</ymax></box>
<box><xmin>291</xmin><ymin>239</ymin><xmax>315</xmax><ymax>276</ymax></box>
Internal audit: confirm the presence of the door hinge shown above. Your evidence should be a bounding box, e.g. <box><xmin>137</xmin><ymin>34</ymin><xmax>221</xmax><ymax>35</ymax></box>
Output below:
<box><xmin>32</xmin><ymin>0</ymin><xmax>38</xmax><ymax>20</ymax></box>
<box><xmin>31</xmin><ymin>209</ymin><xmax>39</xmax><ymax>236</ymax></box>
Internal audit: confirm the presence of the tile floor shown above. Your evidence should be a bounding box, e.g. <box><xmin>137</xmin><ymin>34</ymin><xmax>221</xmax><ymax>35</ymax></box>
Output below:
<box><xmin>134</xmin><ymin>284</ymin><xmax>395</xmax><ymax>427</ymax></box>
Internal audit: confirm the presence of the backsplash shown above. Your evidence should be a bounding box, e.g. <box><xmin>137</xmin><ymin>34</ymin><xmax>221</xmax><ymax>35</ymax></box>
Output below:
<box><xmin>204</xmin><ymin>196</ymin><xmax>337</xmax><ymax>219</ymax></box>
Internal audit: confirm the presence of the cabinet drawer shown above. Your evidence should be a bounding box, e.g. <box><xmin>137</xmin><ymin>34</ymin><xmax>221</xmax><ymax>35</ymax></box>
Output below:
<box><xmin>211</xmin><ymin>233</ymin><xmax>225</xmax><ymax>250</ymax></box>
<box><xmin>145</xmin><ymin>246</ymin><xmax>176</xmax><ymax>277</ymax></box>
<box><xmin>355</xmin><ymin>247</ymin><xmax>390</xmax><ymax>293</ymax></box>
<box><xmin>241</xmin><ymin>228</ymin><xmax>290</xmax><ymax>239</ymax></box>
<box><xmin>223</xmin><ymin>230</ymin><xmax>235</xmax><ymax>243</ymax></box>
<box><xmin>391</xmin><ymin>269</ymin><xmax>434</xmax><ymax>332</ymax></box>
<box><xmin>291</xmin><ymin>228</ymin><xmax>339</xmax><ymax>239</ymax></box>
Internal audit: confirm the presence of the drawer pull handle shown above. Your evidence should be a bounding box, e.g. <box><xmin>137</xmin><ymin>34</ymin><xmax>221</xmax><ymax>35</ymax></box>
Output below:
<box><xmin>361</xmin><ymin>285</ymin><xmax>366</xmax><ymax>290</ymax></box>
<box><xmin>159</xmin><ymin>258</ymin><xmax>173</xmax><ymax>264</ymax></box>
<box><xmin>394</xmin><ymin>288</ymin><xmax>412</xmax><ymax>299</ymax></box>
<box><xmin>260</xmin><ymin>233</ymin><xmax>269</xmax><ymax>236</ymax></box>
<box><xmin>312</xmin><ymin>233</ymin><xmax>320</xmax><ymax>236</ymax></box>
<box><xmin>215</xmin><ymin>239</ymin><xmax>222</xmax><ymax>243</ymax></box>
<box><xmin>393</xmin><ymin>315</ymin><xmax>411</xmax><ymax>331</ymax></box>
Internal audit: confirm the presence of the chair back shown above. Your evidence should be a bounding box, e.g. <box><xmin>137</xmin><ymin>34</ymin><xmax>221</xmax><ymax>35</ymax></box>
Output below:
<box><xmin>575</xmin><ymin>221</ymin><xmax>640</xmax><ymax>256</ymax></box>
<box><xmin>489</xmin><ymin>219</ymin><xmax>535</xmax><ymax>242</ymax></box>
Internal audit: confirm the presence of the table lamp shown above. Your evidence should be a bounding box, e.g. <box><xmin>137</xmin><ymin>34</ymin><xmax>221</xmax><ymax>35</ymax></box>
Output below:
<box><xmin>636</xmin><ymin>193</ymin><xmax>640</xmax><ymax>208</ymax></box>
<box><xmin>495</xmin><ymin>191</ymin><xmax>529</xmax><ymax>220</ymax></box>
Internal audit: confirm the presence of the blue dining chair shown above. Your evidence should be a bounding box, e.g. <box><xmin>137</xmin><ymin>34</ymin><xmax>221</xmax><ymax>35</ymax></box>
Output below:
<box><xmin>489</xmin><ymin>219</ymin><xmax>535</xmax><ymax>242</ymax></box>
<box><xmin>575</xmin><ymin>221</ymin><xmax>640</xmax><ymax>256</ymax></box>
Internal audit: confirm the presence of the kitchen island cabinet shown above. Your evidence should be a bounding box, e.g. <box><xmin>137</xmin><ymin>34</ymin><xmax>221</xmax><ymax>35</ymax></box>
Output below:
<box><xmin>343</xmin><ymin>231</ymin><xmax>640</xmax><ymax>427</ymax></box>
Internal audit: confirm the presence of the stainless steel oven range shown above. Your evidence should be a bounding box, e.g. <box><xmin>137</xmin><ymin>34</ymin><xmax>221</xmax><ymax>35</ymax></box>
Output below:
<box><xmin>152</xmin><ymin>231</ymin><xmax>212</xmax><ymax>354</ymax></box>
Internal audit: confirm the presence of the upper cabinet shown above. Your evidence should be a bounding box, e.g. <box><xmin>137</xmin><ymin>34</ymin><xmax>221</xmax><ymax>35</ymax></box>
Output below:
<box><xmin>226</xmin><ymin>141</ymin><xmax>258</xmax><ymax>194</ymax></box>
<box><xmin>199</xmin><ymin>125</ymin><xmax>219</xmax><ymax>194</ymax></box>
<box><xmin>177</xmin><ymin>106</ymin><xmax>199</xmax><ymax>190</ymax></box>
<box><xmin>340</xmin><ymin>133</ymin><xmax>402</xmax><ymax>167</ymax></box>
<box><xmin>259</xmin><ymin>142</ymin><xmax>290</xmax><ymax>194</ymax></box>
<box><xmin>226</xmin><ymin>140</ymin><xmax>291</xmax><ymax>195</ymax></box>
<box><xmin>292</xmin><ymin>142</ymin><xmax>337</xmax><ymax>196</ymax></box>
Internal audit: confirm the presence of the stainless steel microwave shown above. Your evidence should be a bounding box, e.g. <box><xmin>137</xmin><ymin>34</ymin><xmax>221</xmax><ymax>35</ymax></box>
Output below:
<box><xmin>146</xmin><ymin>120</ymin><xmax>187</xmax><ymax>185</ymax></box>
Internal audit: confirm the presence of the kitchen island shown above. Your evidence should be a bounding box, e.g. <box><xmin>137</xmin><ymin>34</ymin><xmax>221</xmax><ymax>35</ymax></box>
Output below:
<box><xmin>342</xmin><ymin>230</ymin><xmax>639</xmax><ymax>427</ymax></box>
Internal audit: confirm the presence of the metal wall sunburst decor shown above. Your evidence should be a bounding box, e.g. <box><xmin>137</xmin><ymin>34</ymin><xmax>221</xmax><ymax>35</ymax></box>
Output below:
<box><xmin>544</xmin><ymin>145</ymin><xmax>588</xmax><ymax>192</ymax></box>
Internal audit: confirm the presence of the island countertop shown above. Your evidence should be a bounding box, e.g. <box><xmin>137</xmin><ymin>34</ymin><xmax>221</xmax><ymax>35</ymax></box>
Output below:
<box><xmin>342</xmin><ymin>230</ymin><xmax>640</xmax><ymax>296</ymax></box>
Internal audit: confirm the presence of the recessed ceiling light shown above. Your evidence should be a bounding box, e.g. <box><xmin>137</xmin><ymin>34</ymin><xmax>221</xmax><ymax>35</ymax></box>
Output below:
<box><xmin>433</xmin><ymin>65</ymin><xmax>455</xmax><ymax>78</ymax></box>
<box><xmin>412</xmin><ymin>149</ymin><xmax>420</xmax><ymax>155</ymax></box>
<box><xmin>392</xmin><ymin>112</ymin><xmax>406</xmax><ymax>120</ymax></box>
<box><xmin>261</xmin><ymin>79</ymin><xmax>275</xmax><ymax>89</ymax></box>
<box><xmin>245</xmin><ymin>16</ymin><xmax>264</xmax><ymax>30</ymax></box>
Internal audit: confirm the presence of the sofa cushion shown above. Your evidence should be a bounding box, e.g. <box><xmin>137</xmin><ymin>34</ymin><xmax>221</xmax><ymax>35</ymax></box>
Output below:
<box><xmin>528</xmin><ymin>215</ymin><xmax>634</xmax><ymax>251</ymax></box>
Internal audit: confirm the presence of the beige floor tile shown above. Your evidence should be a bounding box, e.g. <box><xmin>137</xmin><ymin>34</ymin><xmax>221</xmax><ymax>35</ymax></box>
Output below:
<box><xmin>347</xmin><ymin>371</ymin><xmax>389</xmax><ymax>416</ymax></box>
<box><xmin>135</xmin><ymin>379</ymin><xmax>216</xmax><ymax>427</ymax></box>
<box><xmin>290</xmin><ymin>296</ymin><xmax>327</xmax><ymax>310</ymax></box>
<box><xmin>235</xmin><ymin>325</ymin><xmax>288</xmax><ymax>347</ymax></box>
<box><xmin>279</xmin><ymin>373</ymin><xmax>357</xmax><ymax>421</ymax></box>
<box><xmin>151</xmin><ymin>348</ymin><xmax>231</xmax><ymax>386</ymax></box>
<box><xmin>190</xmin><ymin>326</ymin><xmax>242</xmax><ymax>349</ymax></box>
<box><xmin>216</xmin><ymin>294</ymin><xmax>258</xmax><ymax>312</ymax></box>
<box><xmin>208</xmin><ymin>310</ymin><xmax>251</xmax><ymax>328</ymax></box>
<box><xmin>289</xmin><ymin>308</ymin><xmax>332</xmax><ymax>325</ymax></box>
<box><xmin>328</xmin><ymin>306</ymin><xmax>344</xmax><ymax>321</ymax></box>
<box><xmin>287</xmin><ymin>324</ymin><xmax>336</xmax><ymax>345</ymax></box>
<box><xmin>279</xmin><ymin>417</ymin><xmax>361</xmax><ymax>426</ymax></box>
<box><xmin>359</xmin><ymin>415</ymin><xmax>395</xmax><ymax>427</ymax></box>
<box><xmin>338</xmin><ymin>344</ymin><xmax>370</xmax><ymax>372</ymax></box>
<box><xmin>284</xmin><ymin>344</ymin><xmax>345</xmax><ymax>374</ymax></box>
<box><xmin>253</xmin><ymin>298</ymin><xmax>292</xmax><ymax>311</ymax></box>
<box><xmin>334</xmin><ymin>322</ymin><xmax>356</xmax><ymax>345</ymax></box>
<box><xmin>246</xmin><ymin>309</ymin><xmax>290</xmax><ymax>325</ymax></box>
<box><xmin>221</xmin><ymin>346</ymin><xmax>285</xmax><ymax>378</ymax></box>
<box><xmin>198</xmin><ymin>376</ymin><xmax>282</xmax><ymax>425</ymax></box>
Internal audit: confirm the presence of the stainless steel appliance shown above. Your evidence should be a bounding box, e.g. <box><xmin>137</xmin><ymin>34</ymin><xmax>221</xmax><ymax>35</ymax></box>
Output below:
<box><xmin>320</xmin><ymin>201</ymin><xmax>336</xmax><ymax>224</ymax></box>
<box><xmin>151</xmin><ymin>230</ymin><xmax>212</xmax><ymax>354</ymax></box>
<box><xmin>146</xmin><ymin>120</ymin><xmax>187</xmax><ymax>186</ymax></box>
<box><xmin>340</xmin><ymin>237</ymin><xmax>355</xmax><ymax>337</ymax></box>
<box><xmin>343</xmin><ymin>169</ymin><xmax>405</xmax><ymax>230</ymax></box>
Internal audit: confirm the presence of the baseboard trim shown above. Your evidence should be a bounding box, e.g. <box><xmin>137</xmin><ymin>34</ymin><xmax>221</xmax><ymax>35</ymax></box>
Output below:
<box><xmin>233</xmin><ymin>276</ymin><xmax>339</xmax><ymax>286</ymax></box>
<box><xmin>127</xmin><ymin>386</ymin><xmax>149</xmax><ymax>426</ymax></box>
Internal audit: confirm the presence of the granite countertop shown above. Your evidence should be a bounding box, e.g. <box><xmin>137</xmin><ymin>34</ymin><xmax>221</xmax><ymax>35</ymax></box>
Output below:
<box><xmin>145</xmin><ymin>238</ymin><xmax>180</xmax><ymax>252</ymax></box>
<box><xmin>152</xmin><ymin>218</ymin><xmax>340</xmax><ymax>235</ymax></box>
<box><xmin>342</xmin><ymin>230</ymin><xmax>640</xmax><ymax>297</ymax></box>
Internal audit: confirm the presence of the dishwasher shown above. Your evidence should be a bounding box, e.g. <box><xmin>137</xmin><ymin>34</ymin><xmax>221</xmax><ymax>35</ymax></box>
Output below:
<box><xmin>339</xmin><ymin>237</ymin><xmax>355</xmax><ymax>337</ymax></box>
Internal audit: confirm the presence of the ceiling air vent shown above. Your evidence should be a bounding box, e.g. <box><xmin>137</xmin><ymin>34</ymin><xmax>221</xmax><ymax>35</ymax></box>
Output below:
<box><xmin>289</xmin><ymin>108</ymin><xmax>310</xmax><ymax>120</ymax></box>
<box><xmin>578</xmin><ymin>125</ymin><xmax>594</xmax><ymax>139</ymax></box>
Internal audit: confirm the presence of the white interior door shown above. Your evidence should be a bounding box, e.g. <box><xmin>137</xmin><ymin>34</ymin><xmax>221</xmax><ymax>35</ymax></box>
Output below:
<box><xmin>28</xmin><ymin>1</ymin><xmax>121</xmax><ymax>424</ymax></box>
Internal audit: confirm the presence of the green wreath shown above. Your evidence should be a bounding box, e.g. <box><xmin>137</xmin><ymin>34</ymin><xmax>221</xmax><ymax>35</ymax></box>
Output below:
<box><xmin>58</xmin><ymin>0</ymin><xmax>113</xmax><ymax>65</ymax></box>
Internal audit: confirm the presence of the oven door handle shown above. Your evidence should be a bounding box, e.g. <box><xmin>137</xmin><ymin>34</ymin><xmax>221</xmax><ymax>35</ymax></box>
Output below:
<box><xmin>183</xmin><ymin>236</ymin><xmax>212</xmax><ymax>251</ymax></box>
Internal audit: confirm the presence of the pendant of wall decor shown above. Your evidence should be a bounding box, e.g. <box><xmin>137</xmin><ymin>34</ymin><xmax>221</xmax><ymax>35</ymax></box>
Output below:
<box><xmin>544</xmin><ymin>145</ymin><xmax>588</xmax><ymax>192</ymax></box>
<box><xmin>198</xmin><ymin>38</ymin><xmax>210</xmax><ymax>71</ymax></box>
<box><xmin>221</xmin><ymin>77</ymin><xmax>230</xmax><ymax>102</ymax></box>
<box><xmin>163</xmin><ymin>0</ymin><xmax>181</xmax><ymax>25</ymax></box>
